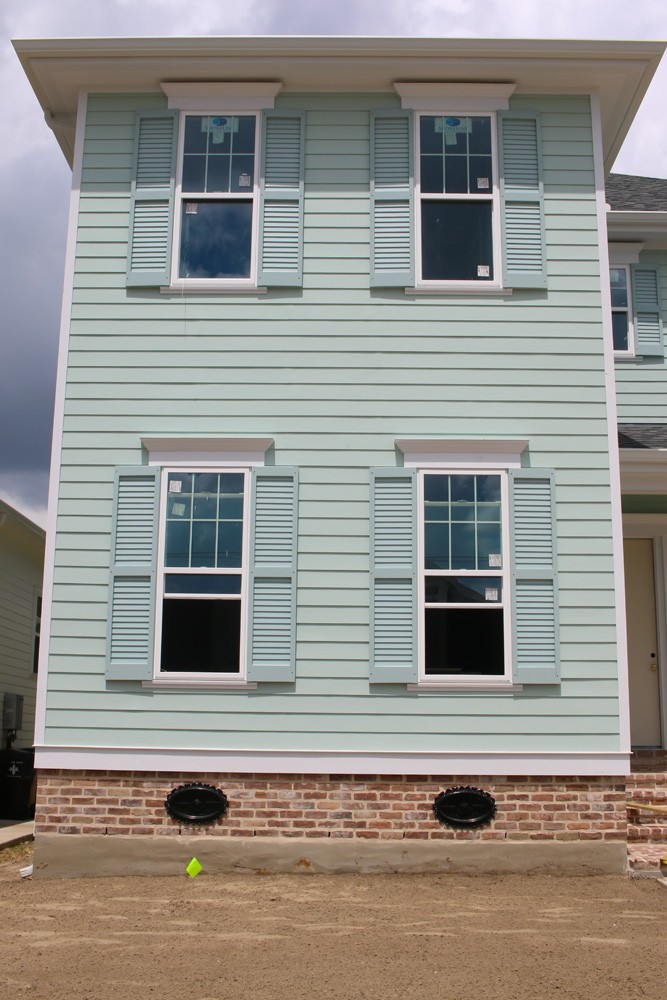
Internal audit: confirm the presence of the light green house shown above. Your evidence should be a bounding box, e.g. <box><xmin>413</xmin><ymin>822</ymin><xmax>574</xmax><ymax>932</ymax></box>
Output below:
<box><xmin>14</xmin><ymin>37</ymin><xmax>667</xmax><ymax>875</ymax></box>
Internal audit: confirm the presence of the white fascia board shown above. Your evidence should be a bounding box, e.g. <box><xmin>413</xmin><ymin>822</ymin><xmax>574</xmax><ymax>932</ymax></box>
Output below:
<box><xmin>396</xmin><ymin>438</ymin><xmax>528</xmax><ymax>468</ymax></box>
<box><xmin>394</xmin><ymin>82</ymin><xmax>515</xmax><ymax>111</ymax></box>
<box><xmin>141</xmin><ymin>436</ymin><xmax>274</xmax><ymax>467</ymax></box>
<box><xmin>161</xmin><ymin>81</ymin><xmax>281</xmax><ymax>111</ymax></box>
<box><xmin>34</xmin><ymin>744</ymin><xmax>631</xmax><ymax>777</ymax></box>
<box><xmin>607</xmin><ymin>212</ymin><xmax>667</xmax><ymax>249</ymax></box>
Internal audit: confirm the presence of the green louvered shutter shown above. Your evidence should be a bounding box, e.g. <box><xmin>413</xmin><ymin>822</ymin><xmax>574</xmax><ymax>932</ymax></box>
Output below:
<box><xmin>258</xmin><ymin>111</ymin><xmax>305</xmax><ymax>287</ymax></box>
<box><xmin>509</xmin><ymin>469</ymin><xmax>559</xmax><ymax>684</ymax></box>
<box><xmin>106</xmin><ymin>467</ymin><xmax>160</xmax><ymax>680</ymax></box>
<box><xmin>370</xmin><ymin>468</ymin><xmax>417</xmax><ymax>683</ymax></box>
<box><xmin>247</xmin><ymin>468</ymin><xmax>298</xmax><ymax>681</ymax></box>
<box><xmin>370</xmin><ymin>110</ymin><xmax>414</xmax><ymax>287</ymax></box>
<box><xmin>632</xmin><ymin>266</ymin><xmax>664</xmax><ymax>357</ymax></box>
<box><xmin>499</xmin><ymin>112</ymin><xmax>547</xmax><ymax>289</ymax></box>
<box><xmin>126</xmin><ymin>111</ymin><xmax>178</xmax><ymax>287</ymax></box>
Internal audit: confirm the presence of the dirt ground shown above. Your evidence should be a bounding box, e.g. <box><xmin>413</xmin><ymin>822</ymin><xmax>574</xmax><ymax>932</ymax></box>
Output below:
<box><xmin>0</xmin><ymin>843</ymin><xmax>665</xmax><ymax>1000</ymax></box>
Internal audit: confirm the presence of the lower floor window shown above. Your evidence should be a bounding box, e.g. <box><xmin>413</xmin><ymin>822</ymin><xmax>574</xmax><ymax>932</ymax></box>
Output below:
<box><xmin>420</xmin><ymin>471</ymin><xmax>509</xmax><ymax>677</ymax></box>
<box><xmin>157</xmin><ymin>469</ymin><xmax>248</xmax><ymax>675</ymax></box>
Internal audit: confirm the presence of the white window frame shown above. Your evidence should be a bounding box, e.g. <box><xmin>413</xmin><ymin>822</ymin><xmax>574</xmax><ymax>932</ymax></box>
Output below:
<box><xmin>32</xmin><ymin>588</ymin><xmax>42</xmax><ymax>674</ymax></box>
<box><xmin>170</xmin><ymin>111</ymin><xmax>262</xmax><ymax>289</ymax></box>
<box><xmin>610</xmin><ymin>263</ymin><xmax>635</xmax><ymax>358</ymax></box>
<box><xmin>153</xmin><ymin>465</ymin><xmax>252</xmax><ymax>680</ymax></box>
<box><xmin>414</xmin><ymin>112</ymin><xmax>503</xmax><ymax>290</ymax></box>
<box><xmin>417</xmin><ymin>467</ymin><xmax>512</xmax><ymax>684</ymax></box>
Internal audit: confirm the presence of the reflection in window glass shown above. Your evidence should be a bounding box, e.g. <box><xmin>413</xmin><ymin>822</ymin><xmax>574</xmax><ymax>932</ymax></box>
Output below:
<box><xmin>179</xmin><ymin>201</ymin><xmax>253</xmax><ymax>279</ymax></box>
<box><xmin>421</xmin><ymin>201</ymin><xmax>493</xmax><ymax>282</ymax></box>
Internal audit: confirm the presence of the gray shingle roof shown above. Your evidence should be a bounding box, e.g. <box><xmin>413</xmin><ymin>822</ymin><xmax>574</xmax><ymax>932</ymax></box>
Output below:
<box><xmin>606</xmin><ymin>174</ymin><xmax>667</xmax><ymax>212</ymax></box>
<box><xmin>618</xmin><ymin>424</ymin><xmax>667</xmax><ymax>449</ymax></box>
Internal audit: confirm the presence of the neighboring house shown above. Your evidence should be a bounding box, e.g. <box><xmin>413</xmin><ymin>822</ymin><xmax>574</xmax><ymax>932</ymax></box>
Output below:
<box><xmin>0</xmin><ymin>498</ymin><xmax>44</xmax><ymax>752</ymax></box>
<box><xmin>13</xmin><ymin>37</ymin><xmax>667</xmax><ymax>876</ymax></box>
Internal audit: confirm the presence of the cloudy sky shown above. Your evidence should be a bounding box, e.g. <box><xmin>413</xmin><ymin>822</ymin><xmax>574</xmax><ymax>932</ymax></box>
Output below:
<box><xmin>1</xmin><ymin>0</ymin><xmax>666</xmax><ymax>528</ymax></box>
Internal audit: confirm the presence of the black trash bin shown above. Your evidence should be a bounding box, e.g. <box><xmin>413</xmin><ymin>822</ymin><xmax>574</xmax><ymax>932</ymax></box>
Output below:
<box><xmin>0</xmin><ymin>748</ymin><xmax>36</xmax><ymax>820</ymax></box>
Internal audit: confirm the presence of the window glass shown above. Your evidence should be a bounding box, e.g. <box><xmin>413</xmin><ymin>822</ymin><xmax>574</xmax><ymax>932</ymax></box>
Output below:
<box><xmin>610</xmin><ymin>266</ymin><xmax>631</xmax><ymax>353</ymax></box>
<box><xmin>161</xmin><ymin>599</ymin><xmax>241</xmax><ymax>673</ymax></box>
<box><xmin>425</xmin><ymin>608</ymin><xmax>504</xmax><ymax>675</ymax></box>
<box><xmin>421</xmin><ymin>202</ymin><xmax>493</xmax><ymax>282</ymax></box>
<box><xmin>179</xmin><ymin>201</ymin><xmax>253</xmax><ymax>279</ymax></box>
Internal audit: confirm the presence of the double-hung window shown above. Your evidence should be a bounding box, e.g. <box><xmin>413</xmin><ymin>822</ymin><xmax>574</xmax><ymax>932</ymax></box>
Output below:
<box><xmin>176</xmin><ymin>115</ymin><xmax>259</xmax><ymax>283</ymax></box>
<box><xmin>417</xmin><ymin>116</ymin><xmax>499</xmax><ymax>285</ymax></box>
<box><xmin>610</xmin><ymin>265</ymin><xmax>633</xmax><ymax>355</ymax></box>
<box><xmin>608</xmin><ymin>249</ymin><xmax>664</xmax><ymax>359</ymax></box>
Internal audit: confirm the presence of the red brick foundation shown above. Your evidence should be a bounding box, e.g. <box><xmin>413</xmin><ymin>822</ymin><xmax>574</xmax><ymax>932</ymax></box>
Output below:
<box><xmin>35</xmin><ymin>770</ymin><xmax>628</xmax><ymax>843</ymax></box>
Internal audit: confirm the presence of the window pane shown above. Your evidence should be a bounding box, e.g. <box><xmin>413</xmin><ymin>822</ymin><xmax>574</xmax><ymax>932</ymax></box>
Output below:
<box><xmin>217</xmin><ymin>522</ymin><xmax>244</xmax><ymax>567</ymax></box>
<box><xmin>424</xmin><ymin>522</ymin><xmax>450</xmax><ymax>569</ymax></box>
<box><xmin>425</xmin><ymin>607</ymin><xmax>504</xmax><ymax>675</ymax></box>
<box><xmin>444</xmin><ymin>156</ymin><xmax>467</xmax><ymax>193</ymax></box>
<box><xmin>612</xmin><ymin>311</ymin><xmax>629</xmax><ymax>352</ymax></box>
<box><xmin>477</xmin><ymin>522</ymin><xmax>502</xmax><ymax>569</ymax></box>
<box><xmin>420</xmin><ymin>117</ymin><xmax>442</xmax><ymax>154</ymax></box>
<box><xmin>191</xmin><ymin>522</ymin><xmax>216</xmax><ymax>567</ymax></box>
<box><xmin>234</xmin><ymin>116</ymin><xmax>257</xmax><ymax>154</ymax></box>
<box><xmin>160</xmin><ymin>598</ymin><xmax>241</xmax><ymax>673</ymax></box>
<box><xmin>469</xmin><ymin>156</ymin><xmax>492</xmax><ymax>193</ymax></box>
<box><xmin>183</xmin><ymin>116</ymin><xmax>208</xmax><ymax>155</ymax></box>
<box><xmin>424</xmin><ymin>475</ymin><xmax>449</xmax><ymax>502</ymax></box>
<box><xmin>165</xmin><ymin>521</ymin><xmax>191</xmax><ymax>567</ymax></box>
<box><xmin>451</xmin><ymin>475</ymin><xmax>474</xmax><ymax>503</ymax></box>
<box><xmin>451</xmin><ymin>522</ymin><xmax>475</xmax><ymax>569</ymax></box>
<box><xmin>420</xmin><ymin>156</ymin><xmax>444</xmax><ymax>194</ymax></box>
<box><xmin>610</xmin><ymin>267</ymin><xmax>628</xmax><ymax>307</ymax></box>
<box><xmin>165</xmin><ymin>574</ymin><xmax>241</xmax><ymax>595</ymax></box>
<box><xmin>425</xmin><ymin>576</ymin><xmax>502</xmax><ymax>604</ymax></box>
<box><xmin>421</xmin><ymin>201</ymin><xmax>493</xmax><ymax>282</ymax></box>
<box><xmin>476</xmin><ymin>475</ymin><xmax>500</xmax><ymax>502</ymax></box>
<box><xmin>182</xmin><ymin>155</ymin><xmax>206</xmax><ymax>192</ymax></box>
<box><xmin>206</xmin><ymin>155</ymin><xmax>231</xmax><ymax>193</ymax></box>
<box><xmin>441</xmin><ymin>117</ymin><xmax>469</xmax><ymax>154</ymax></box>
<box><xmin>179</xmin><ymin>201</ymin><xmax>253</xmax><ymax>279</ymax></box>
<box><xmin>469</xmin><ymin>116</ymin><xmax>492</xmax><ymax>155</ymax></box>
<box><xmin>231</xmin><ymin>155</ymin><xmax>255</xmax><ymax>193</ymax></box>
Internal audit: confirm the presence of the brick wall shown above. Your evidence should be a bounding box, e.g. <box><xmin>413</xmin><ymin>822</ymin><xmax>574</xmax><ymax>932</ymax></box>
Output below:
<box><xmin>35</xmin><ymin>771</ymin><xmax>627</xmax><ymax>842</ymax></box>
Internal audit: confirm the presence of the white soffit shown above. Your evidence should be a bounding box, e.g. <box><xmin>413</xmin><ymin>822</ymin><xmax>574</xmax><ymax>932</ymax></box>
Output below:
<box><xmin>395</xmin><ymin>81</ymin><xmax>515</xmax><ymax>111</ymax></box>
<box><xmin>607</xmin><ymin>212</ymin><xmax>667</xmax><ymax>250</ymax></box>
<box><xmin>396</xmin><ymin>438</ymin><xmax>529</xmax><ymax>468</ymax></box>
<box><xmin>620</xmin><ymin>449</ymin><xmax>667</xmax><ymax>493</ymax></box>
<box><xmin>161</xmin><ymin>81</ymin><xmax>281</xmax><ymax>110</ymax></box>
<box><xmin>13</xmin><ymin>37</ymin><xmax>665</xmax><ymax>170</ymax></box>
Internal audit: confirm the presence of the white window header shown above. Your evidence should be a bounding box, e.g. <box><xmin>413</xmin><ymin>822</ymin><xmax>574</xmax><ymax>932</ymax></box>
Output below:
<box><xmin>396</xmin><ymin>438</ymin><xmax>528</xmax><ymax>468</ymax></box>
<box><xmin>608</xmin><ymin>242</ymin><xmax>644</xmax><ymax>265</ymax></box>
<box><xmin>394</xmin><ymin>82</ymin><xmax>516</xmax><ymax>112</ymax></box>
<box><xmin>161</xmin><ymin>81</ymin><xmax>282</xmax><ymax>111</ymax></box>
<box><xmin>141</xmin><ymin>436</ymin><xmax>273</xmax><ymax>467</ymax></box>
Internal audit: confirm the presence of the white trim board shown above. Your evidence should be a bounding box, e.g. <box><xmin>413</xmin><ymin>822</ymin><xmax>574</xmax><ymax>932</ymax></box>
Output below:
<box><xmin>34</xmin><ymin>745</ymin><xmax>631</xmax><ymax>776</ymax></box>
<box><xmin>161</xmin><ymin>81</ymin><xmax>281</xmax><ymax>111</ymax></box>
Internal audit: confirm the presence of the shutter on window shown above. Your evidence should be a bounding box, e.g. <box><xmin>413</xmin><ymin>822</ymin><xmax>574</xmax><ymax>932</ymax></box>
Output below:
<box><xmin>509</xmin><ymin>469</ymin><xmax>559</xmax><ymax>684</ymax></box>
<box><xmin>370</xmin><ymin>110</ymin><xmax>414</xmax><ymax>288</ymax></box>
<box><xmin>499</xmin><ymin>112</ymin><xmax>547</xmax><ymax>289</ymax></box>
<box><xmin>258</xmin><ymin>111</ymin><xmax>305</xmax><ymax>287</ymax></box>
<box><xmin>126</xmin><ymin>111</ymin><xmax>178</xmax><ymax>287</ymax></box>
<box><xmin>370</xmin><ymin>468</ymin><xmax>417</xmax><ymax>683</ymax></box>
<box><xmin>106</xmin><ymin>467</ymin><xmax>160</xmax><ymax>680</ymax></box>
<box><xmin>632</xmin><ymin>265</ymin><xmax>664</xmax><ymax>357</ymax></box>
<box><xmin>247</xmin><ymin>468</ymin><xmax>298</xmax><ymax>681</ymax></box>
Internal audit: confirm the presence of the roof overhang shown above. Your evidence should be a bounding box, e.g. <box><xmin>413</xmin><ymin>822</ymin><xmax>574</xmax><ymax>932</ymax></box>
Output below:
<box><xmin>13</xmin><ymin>35</ymin><xmax>665</xmax><ymax>169</ymax></box>
<box><xmin>620</xmin><ymin>449</ymin><xmax>667</xmax><ymax>493</ymax></box>
<box><xmin>607</xmin><ymin>210</ymin><xmax>667</xmax><ymax>249</ymax></box>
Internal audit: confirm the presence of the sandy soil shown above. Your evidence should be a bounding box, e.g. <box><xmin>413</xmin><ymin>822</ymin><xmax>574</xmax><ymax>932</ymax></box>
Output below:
<box><xmin>0</xmin><ymin>843</ymin><xmax>665</xmax><ymax>1000</ymax></box>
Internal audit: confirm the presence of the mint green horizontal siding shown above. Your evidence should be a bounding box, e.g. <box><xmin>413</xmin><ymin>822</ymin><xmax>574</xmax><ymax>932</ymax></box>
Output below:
<box><xmin>43</xmin><ymin>91</ymin><xmax>622</xmax><ymax>756</ymax></box>
<box><xmin>615</xmin><ymin>250</ymin><xmax>667</xmax><ymax>421</ymax></box>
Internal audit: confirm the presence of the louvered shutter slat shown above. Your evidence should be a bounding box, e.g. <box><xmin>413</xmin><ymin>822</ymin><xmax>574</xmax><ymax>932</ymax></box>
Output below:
<box><xmin>509</xmin><ymin>470</ymin><xmax>559</xmax><ymax>684</ymax></box>
<box><xmin>247</xmin><ymin>469</ymin><xmax>298</xmax><ymax>681</ymax></box>
<box><xmin>371</xmin><ymin>111</ymin><xmax>414</xmax><ymax>287</ymax></box>
<box><xmin>106</xmin><ymin>468</ymin><xmax>160</xmax><ymax>680</ymax></box>
<box><xmin>258</xmin><ymin>112</ymin><xmax>305</xmax><ymax>287</ymax></box>
<box><xmin>632</xmin><ymin>266</ymin><xmax>664</xmax><ymax>357</ymax></box>
<box><xmin>126</xmin><ymin>111</ymin><xmax>178</xmax><ymax>287</ymax></box>
<box><xmin>499</xmin><ymin>112</ymin><xmax>547</xmax><ymax>289</ymax></box>
<box><xmin>370</xmin><ymin>469</ymin><xmax>417</xmax><ymax>683</ymax></box>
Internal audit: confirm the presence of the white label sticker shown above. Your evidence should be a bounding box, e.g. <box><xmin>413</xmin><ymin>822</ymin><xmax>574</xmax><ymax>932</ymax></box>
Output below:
<box><xmin>171</xmin><ymin>502</ymin><xmax>186</xmax><ymax>517</ymax></box>
<box><xmin>489</xmin><ymin>553</ymin><xmax>502</xmax><ymax>568</ymax></box>
<box><xmin>477</xmin><ymin>264</ymin><xmax>490</xmax><ymax>278</ymax></box>
<box><xmin>477</xmin><ymin>177</ymin><xmax>489</xmax><ymax>189</ymax></box>
<box><xmin>485</xmin><ymin>587</ymin><xmax>499</xmax><ymax>602</ymax></box>
<box><xmin>238</xmin><ymin>173</ymin><xmax>252</xmax><ymax>188</ymax></box>
<box><xmin>185</xmin><ymin>203</ymin><xmax>198</xmax><ymax>215</ymax></box>
<box><xmin>169</xmin><ymin>481</ymin><xmax>183</xmax><ymax>493</ymax></box>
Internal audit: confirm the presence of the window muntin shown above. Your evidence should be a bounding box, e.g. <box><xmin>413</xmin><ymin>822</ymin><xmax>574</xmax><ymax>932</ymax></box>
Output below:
<box><xmin>174</xmin><ymin>114</ymin><xmax>259</xmax><ymax>283</ymax></box>
<box><xmin>33</xmin><ymin>592</ymin><xmax>41</xmax><ymax>674</ymax></box>
<box><xmin>416</xmin><ymin>115</ymin><xmax>499</xmax><ymax>285</ymax></box>
<box><xmin>156</xmin><ymin>469</ymin><xmax>249</xmax><ymax>675</ymax></box>
<box><xmin>610</xmin><ymin>265</ymin><xmax>634</xmax><ymax>355</ymax></box>
<box><xmin>419</xmin><ymin>471</ymin><xmax>510</xmax><ymax>678</ymax></box>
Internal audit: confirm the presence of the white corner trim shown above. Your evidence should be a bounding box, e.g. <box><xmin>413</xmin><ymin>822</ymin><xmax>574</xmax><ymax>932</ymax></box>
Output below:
<box><xmin>396</xmin><ymin>438</ymin><xmax>528</xmax><ymax>468</ymax></box>
<box><xmin>33</xmin><ymin>90</ymin><xmax>88</xmax><ymax>748</ymax></box>
<box><xmin>394</xmin><ymin>82</ymin><xmax>516</xmax><ymax>111</ymax></box>
<box><xmin>608</xmin><ymin>242</ymin><xmax>644</xmax><ymax>265</ymax></box>
<box><xmin>591</xmin><ymin>91</ymin><xmax>631</xmax><ymax>755</ymax></box>
<box><xmin>33</xmin><ymin>745</ymin><xmax>631</xmax><ymax>777</ymax></box>
<box><xmin>141</xmin><ymin>437</ymin><xmax>273</xmax><ymax>467</ymax></box>
<box><xmin>161</xmin><ymin>81</ymin><xmax>282</xmax><ymax>111</ymax></box>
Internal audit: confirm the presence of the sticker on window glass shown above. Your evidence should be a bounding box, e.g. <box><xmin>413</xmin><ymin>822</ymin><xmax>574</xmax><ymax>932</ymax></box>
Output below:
<box><xmin>202</xmin><ymin>116</ymin><xmax>239</xmax><ymax>144</ymax></box>
<box><xmin>185</xmin><ymin>203</ymin><xmax>198</xmax><ymax>215</ymax></box>
<box><xmin>171</xmin><ymin>502</ymin><xmax>186</xmax><ymax>518</ymax></box>
<box><xmin>238</xmin><ymin>173</ymin><xmax>251</xmax><ymax>188</ymax></box>
<box><xmin>477</xmin><ymin>265</ymin><xmax>490</xmax><ymax>278</ymax></box>
<box><xmin>477</xmin><ymin>177</ymin><xmax>489</xmax><ymax>189</ymax></box>
<box><xmin>485</xmin><ymin>587</ymin><xmax>499</xmax><ymax>602</ymax></box>
<box><xmin>169</xmin><ymin>480</ymin><xmax>183</xmax><ymax>493</ymax></box>
<box><xmin>488</xmin><ymin>553</ymin><xmax>502</xmax><ymax>568</ymax></box>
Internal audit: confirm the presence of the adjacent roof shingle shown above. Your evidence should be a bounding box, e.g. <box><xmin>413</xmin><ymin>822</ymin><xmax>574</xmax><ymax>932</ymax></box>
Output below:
<box><xmin>606</xmin><ymin>173</ymin><xmax>667</xmax><ymax>212</ymax></box>
<box><xmin>618</xmin><ymin>424</ymin><xmax>667</xmax><ymax>449</ymax></box>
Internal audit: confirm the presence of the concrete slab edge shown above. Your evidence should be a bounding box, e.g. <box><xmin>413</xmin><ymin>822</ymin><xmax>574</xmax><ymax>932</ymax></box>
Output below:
<box><xmin>0</xmin><ymin>823</ymin><xmax>35</xmax><ymax>851</ymax></box>
<box><xmin>33</xmin><ymin>834</ymin><xmax>628</xmax><ymax>878</ymax></box>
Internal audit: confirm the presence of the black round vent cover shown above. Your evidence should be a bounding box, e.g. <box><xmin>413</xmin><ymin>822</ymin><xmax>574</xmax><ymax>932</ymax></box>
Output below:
<box><xmin>433</xmin><ymin>786</ymin><xmax>496</xmax><ymax>828</ymax></box>
<box><xmin>165</xmin><ymin>783</ymin><xmax>228</xmax><ymax>825</ymax></box>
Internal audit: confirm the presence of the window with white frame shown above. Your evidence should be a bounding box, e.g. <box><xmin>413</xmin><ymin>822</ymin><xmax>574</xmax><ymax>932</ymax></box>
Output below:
<box><xmin>156</xmin><ymin>469</ymin><xmax>248</xmax><ymax>674</ymax></box>
<box><xmin>417</xmin><ymin>115</ymin><xmax>499</xmax><ymax>284</ymax></box>
<box><xmin>175</xmin><ymin>114</ymin><xmax>259</xmax><ymax>282</ymax></box>
<box><xmin>420</xmin><ymin>471</ymin><xmax>509</xmax><ymax>677</ymax></box>
<box><xmin>610</xmin><ymin>265</ymin><xmax>633</xmax><ymax>355</ymax></box>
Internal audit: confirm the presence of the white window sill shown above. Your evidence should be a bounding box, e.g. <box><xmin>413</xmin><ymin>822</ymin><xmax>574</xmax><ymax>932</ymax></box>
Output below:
<box><xmin>408</xmin><ymin>682</ymin><xmax>523</xmax><ymax>692</ymax></box>
<box><xmin>142</xmin><ymin>678</ymin><xmax>257</xmax><ymax>690</ymax></box>
<box><xmin>160</xmin><ymin>284</ymin><xmax>268</xmax><ymax>295</ymax></box>
<box><xmin>405</xmin><ymin>285</ymin><xmax>513</xmax><ymax>297</ymax></box>
<box><xmin>613</xmin><ymin>352</ymin><xmax>637</xmax><ymax>361</ymax></box>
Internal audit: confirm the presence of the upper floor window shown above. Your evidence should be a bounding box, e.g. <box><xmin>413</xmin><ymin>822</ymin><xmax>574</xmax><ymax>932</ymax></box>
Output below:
<box><xmin>417</xmin><ymin>115</ymin><xmax>498</xmax><ymax>285</ymax></box>
<box><xmin>176</xmin><ymin>114</ymin><xmax>260</xmax><ymax>283</ymax></box>
<box><xmin>610</xmin><ymin>265</ymin><xmax>633</xmax><ymax>355</ymax></box>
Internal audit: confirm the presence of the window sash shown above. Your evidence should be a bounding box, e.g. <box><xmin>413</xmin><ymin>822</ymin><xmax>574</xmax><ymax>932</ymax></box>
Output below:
<box><xmin>610</xmin><ymin>264</ymin><xmax>635</xmax><ymax>356</ymax></box>
<box><xmin>154</xmin><ymin>466</ymin><xmax>251</xmax><ymax>678</ymax></box>
<box><xmin>171</xmin><ymin>111</ymin><xmax>261</xmax><ymax>286</ymax></box>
